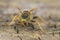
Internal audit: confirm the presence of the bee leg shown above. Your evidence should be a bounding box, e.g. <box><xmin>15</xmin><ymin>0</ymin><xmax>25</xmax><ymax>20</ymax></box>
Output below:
<box><xmin>38</xmin><ymin>37</ymin><xmax>41</xmax><ymax>40</ymax></box>
<box><xmin>16</xmin><ymin>28</ymin><xmax>19</xmax><ymax>34</ymax></box>
<box><xmin>33</xmin><ymin>32</ymin><xmax>41</xmax><ymax>40</ymax></box>
<box><xmin>34</xmin><ymin>21</ymin><xmax>47</xmax><ymax>34</ymax></box>
<box><xmin>37</xmin><ymin>16</ymin><xmax>48</xmax><ymax>26</ymax></box>
<box><xmin>17</xmin><ymin>16</ymin><xmax>25</xmax><ymax>27</ymax></box>
<box><xmin>28</xmin><ymin>23</ymin><xmax>34</xmax><ymax>30</ymax></box>
<box><xmin>24</xmin><ymin>22</ymin><xmax>28</xmax><ymax>26</ymax></box>
<box><xmin>14</xmin><ymin>26</ymin><xmax>19</xmax><ymax>34</ymax></box>
<box><xmin>9</xmin><ymin>15</ymin><xmax>18</xmax><ymax>26</ymax></box>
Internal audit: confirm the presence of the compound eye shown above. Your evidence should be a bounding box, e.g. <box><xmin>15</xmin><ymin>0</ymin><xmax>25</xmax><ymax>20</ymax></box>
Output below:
<box><xmin>24</xmin><ymin>13</ymin><xmax>28</xmax><ymax>16</ymax></box>
<box><xmin>22</xmin><ymin>11</ymin><xmax>29</xmax><ymax>19</ymax></box>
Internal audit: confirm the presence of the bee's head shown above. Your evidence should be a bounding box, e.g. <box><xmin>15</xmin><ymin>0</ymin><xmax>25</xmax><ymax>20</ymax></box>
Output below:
<box><xmin>21</xmin><ymin>8</ymin><xmax>37</xmax><ymax>19</ymax></box>
<box><xmin>21</xmin><ymin>10</ymin><xmax>30</xmax><ymax>19</ymax></box>
<box><xmin>23</xmin><ymin>10</ymin><xmax>30</xmax><ymax>14</ymax></box>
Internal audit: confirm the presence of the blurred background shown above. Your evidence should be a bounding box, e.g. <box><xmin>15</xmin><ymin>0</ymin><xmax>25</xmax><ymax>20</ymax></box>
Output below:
<box><xmin>0</xmin><ymin>0</ymin><xmax>60</xmax><ymax>20</ymax></box>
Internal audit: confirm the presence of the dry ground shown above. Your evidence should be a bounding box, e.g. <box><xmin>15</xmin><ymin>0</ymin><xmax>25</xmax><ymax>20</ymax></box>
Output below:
<box><xmin>0</xmin><ymin>14</ymin><xmax>60</xmax><ymax>40</ymax></box>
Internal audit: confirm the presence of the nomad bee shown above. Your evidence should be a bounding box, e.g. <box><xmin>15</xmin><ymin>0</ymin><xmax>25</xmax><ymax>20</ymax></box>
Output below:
<box><xmin>9</xmin><ymin>5</ymin><xmax>48</xmax><ymax>33</ymax></box>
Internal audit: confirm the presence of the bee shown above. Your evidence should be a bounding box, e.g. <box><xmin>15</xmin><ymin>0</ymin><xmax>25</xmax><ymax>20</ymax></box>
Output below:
<box><xmin>8</xmin><ymin>5</ymin><xmax>48</xmax><ymax>34</ymax></box>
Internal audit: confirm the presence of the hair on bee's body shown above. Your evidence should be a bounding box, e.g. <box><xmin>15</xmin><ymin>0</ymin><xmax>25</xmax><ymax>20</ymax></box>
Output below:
<box><xmin>8</xmin><ymin>6</ymin><xmax>48</xmax><ymax>36</ymax></box>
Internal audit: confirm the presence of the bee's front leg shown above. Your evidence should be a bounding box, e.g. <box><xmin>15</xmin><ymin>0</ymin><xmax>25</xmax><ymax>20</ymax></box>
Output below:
<box><xmin>17</xmin><ymin>16</ymin><xmax>26</xmax><ymax>27</ymax></box>
<box><xmin>33</xmin><ymin>21</ymin><xmax>47</xmax><ymax>34</ymax></box>
<box><xmin>9</xmin><ymin>15</ymin><xmax>18</xmax><ymax>26</ymax></box>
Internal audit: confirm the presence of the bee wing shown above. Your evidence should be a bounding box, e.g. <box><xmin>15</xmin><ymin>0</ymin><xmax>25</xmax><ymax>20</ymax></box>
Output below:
<box><xmin>29</xmin><ymin>8</ymin><xmax>38</xmax><ymax>12</ymax></box>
